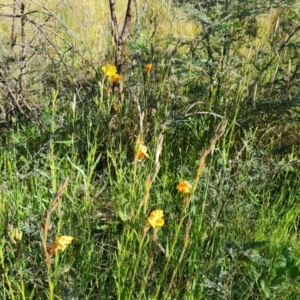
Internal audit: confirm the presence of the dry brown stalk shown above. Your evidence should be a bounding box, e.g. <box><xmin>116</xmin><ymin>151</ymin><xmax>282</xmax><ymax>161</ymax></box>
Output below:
<box><xmin>108</xmin><ymin>0</ymin><xmax>135</xmax><ymax>95</ymax></box>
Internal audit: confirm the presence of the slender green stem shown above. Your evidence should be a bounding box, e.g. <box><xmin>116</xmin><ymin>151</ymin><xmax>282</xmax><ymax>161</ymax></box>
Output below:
<box><xmin>0</xmin><ymin>242</ymin><xmax>16</xmax><ymax>300</ymax></box>
<box><xmin>153</xmin><ymin>210</ymin><xmax>188</xmax><ymax>298</ymax></box>
<box><xmin>137</xmin><ymin>243</ymin><xmax>156</xmax><ymax>300</ymax></box>
<box><xmin>127</xmin><ymin>232</ymin><xmax>148</xmax><ymax>300</ymax></box>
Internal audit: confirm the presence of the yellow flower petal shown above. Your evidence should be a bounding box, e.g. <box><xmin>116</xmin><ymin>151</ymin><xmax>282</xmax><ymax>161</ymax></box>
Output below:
<box><xmin>137</xmin><ymin>145</ymin><xmax>149</xmax><ymax>159</ymax></box>
<box><xmin>48</xmin><ymin>236</ymin><xmax>74</xmax><ymax>254</ymax></box>
<box><xmin>148</xmin><ymin>210</ymin><xmax>164</xmax><ymax>228</ymax></box>
<box><xmin>58</xmin><ymin>236</ymin><xmax>74</xmax><ymax>243</ymax></box>
<box><xmin>15</xmin><ymin>229</ymin><xmax>23</xmax><ymax>241</ymax></box>
<box><xmin>150</xmin><ymin>210</ymin><xmax>164</xmax><ymax>218</ymax></box>
<box><xmin>176</xmin><ymin>181</ymin><xmax>192</xmax><ymax>194</ymax></box>
<box><xmin>101</xmin><ymin>64</ymin><xmax>117</xmax><ymax>77</ymax></box>
<box><xmin>147</xmin><ymin>217</ymin><xmax>157</xmax><ymax>228</ymax></box>
<box><xmin>155</xmin><ymin>218</ymin><xmax>164</xmax><ymax>227</ymax></box>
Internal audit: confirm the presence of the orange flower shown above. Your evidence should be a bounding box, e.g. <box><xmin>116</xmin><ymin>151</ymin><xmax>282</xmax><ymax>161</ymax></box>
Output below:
<box><xmin>137</xmin><ymin>144</ymin><xmax>149</xmax><ymax>159</ymax></box>
<box><xmin>145</xmin><ymin>63</ymin><xmax>152</xmax><ymax>73</ymax></box>
<box><xmin>176</xmin><ymin>181</ymin><xmax>192</xmax><ymax>194</ymax></box>
<box><xmin>47</xmin><ymin>236</ymin><xmax>74</xmax><ymax>255</ymax></box>
<box><xmin>111</xmin><ymin>74</ymin><xmax>122</xmax><ymax>83</ymax></box>
<box><xmin>148</xmin><ymin>210</ymin><xmax>164</xmax><ymax>228</ymax></box>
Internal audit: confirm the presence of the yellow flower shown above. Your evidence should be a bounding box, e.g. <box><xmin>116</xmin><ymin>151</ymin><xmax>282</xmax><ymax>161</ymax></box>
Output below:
<box><xmin>101</xmin><ymin>64</ymin><xmax>117</xmax><ymax>77</ymax></box>
<box><xmin>148</xmin><ymin>210</ymin><xmax>164</xmax><ymax>228</ymax></box>
<box><xmin>176</xmin><ymin>181</ymin><xmax>192</xmax><ymax>194</ymax></box>
<box><xmin>15</xmin><ymin>228</ymin><xmax>23</xmax><ymax>241</ymax></box>
<box><xmin>47</xmin><ymin>236</ymin><xmax>74</xmax><ymax>255</ymax></box>
<box><xmin>8</xmin><ymin>225</ymin><xmax>23</xmax><ymax>244</ymax></box>
<box><xmin>145</xmin><ymin>63</ymin><xmax>152</xmax><ymax>73</ymax></box>
<box><xmin>137</xmin><ymin>145</ymin><xmax>149</xmax><ymax>159</ymax></box>
<box><xmin>111</xmin><ymin>74</ymin><xmax>122</xmax><ymax>83</ymax></box>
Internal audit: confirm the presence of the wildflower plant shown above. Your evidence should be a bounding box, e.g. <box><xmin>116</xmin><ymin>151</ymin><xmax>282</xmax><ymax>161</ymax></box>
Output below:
<box><xmin>147</xmin><ymin>210</ymin><xmax>164</xmax><ymax>228</ymax></box>
<box><xmin>145</xmin><ymin>63</ymin><xmax>152</xmax><ymax>73</ymax></box>
<box><xmin>101</xmin><ymin>64</ymin><xmax>117</xmax><ymax>77</ymax></box>
<box><xmin>111</xmin><ymin>73</ymin><xmax>122</xmax><ymax>83</ymax></box>
<box><xmin>176</xmin><ymin>180</ymin><xmax>192</xmax><ymax>194</ymax></box>
<box><xmin>134</xmin><ymin>132</ymin><xmax>150</xmax><ymax>163</ymax></box>
<box><xmin>137</xmin><ymin>144</ymin><xmax>150</xmax><ymax>159</ymax></box>
<box><xmin>39</xmin><ymin>178</ymin><xmax>75</xmax><ymax>299</ymax></box>
<box><xmin>47</xmin><ymin>236</ymin><xmax>74</xmax><ymax>255</ymax></box>
<box><xmin>101</xmin><ymin>63</ymin><xmax>122</xmax><ymax>83</ymax></box>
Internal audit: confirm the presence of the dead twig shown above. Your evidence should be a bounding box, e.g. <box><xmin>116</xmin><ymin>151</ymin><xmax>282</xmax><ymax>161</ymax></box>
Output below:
<box><xmin>109</xmin><ymin>0</ymin><xmax>135</xmax><ymax>95</ymax></box>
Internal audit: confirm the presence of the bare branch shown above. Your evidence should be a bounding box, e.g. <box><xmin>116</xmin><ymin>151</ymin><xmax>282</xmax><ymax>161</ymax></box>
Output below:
<box><xmin>0</xmin><ymin>72</ymin><xmax>26</xmax><ymax>115</ymax></box>
<box><xmin>109</xmin><ymin>0</ymin><xmax>120</xmax><ymax>44</ymax></box>
<box><xmin>119</xmin><ymin>0</ymin><xmax>134</xmax><ymax>46</ymax></box>
<box><xmin>0</xmin><ymin>11</ymin><xmax>38</xmax><ymax>18</ymax></box>
<box><xmin>10</xmin><ymin>0</ymin><xmax>18</xmax><ymax>49</ymax></box>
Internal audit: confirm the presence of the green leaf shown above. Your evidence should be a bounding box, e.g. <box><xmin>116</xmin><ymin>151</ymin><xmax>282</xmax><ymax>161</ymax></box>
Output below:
<box><xmin>260</xmin><ymin>279</ymin><xmax>271</xmax><ymax>299</ymax></box>
<box><xmin>275</xmin><ymin>255</ymin><xmax>287</xmax><ymax>277</ymax></box>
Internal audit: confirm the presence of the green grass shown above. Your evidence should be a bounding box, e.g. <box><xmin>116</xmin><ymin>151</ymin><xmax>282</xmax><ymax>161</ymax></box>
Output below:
<box><xmin>1</xmin><ymin>0</ymin><xmax>300</xmax><ymax>299</ymax></box>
